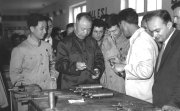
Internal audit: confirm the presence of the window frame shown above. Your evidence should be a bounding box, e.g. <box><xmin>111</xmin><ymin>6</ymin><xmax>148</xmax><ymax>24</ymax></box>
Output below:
<box><xmin>69</xmin><ymin>1</ymin><xmax>86</xmax><ymax>23</ymax></box>
<box><xmin>120</xmin><ymin>0</ymin><xmax>162</xmax><ymax>26</ymax></box>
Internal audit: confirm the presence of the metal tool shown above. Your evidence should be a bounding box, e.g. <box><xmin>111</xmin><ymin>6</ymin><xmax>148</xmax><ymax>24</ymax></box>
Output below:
<box><xmin>86</xmin><ymin>66</ymin><xmax>96</xmax><ymax>76</ymax></box>
<box><xmin>49</xmin><ymin>92</ymin><xmax>55</xmax><ymax>109</ymax></box>
<box><xmin>17</xmin><ymin>96</ymin><xmax>48</xmax><ymax>101</ymax></box>
<box><xmin>89</xmin><ymin>92</ymin><xmax>114</xmax><ymax>98</ymax></box>
<box><xmin>77</xmin><ymin>84</ymin><xmax>103</xmax><ymax>89</ymax></box>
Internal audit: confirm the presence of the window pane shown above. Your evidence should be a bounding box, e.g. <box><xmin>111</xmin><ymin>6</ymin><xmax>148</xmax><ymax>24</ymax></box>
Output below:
<box><xmin>139</xmin><ymin>16</ymin><xmax>143</xmax><ymax>26</ymax></box>
<box><xmin>73</xmin><ymin>7</ymin><xmax>81</xmax><ymax>22</ymax></box>
<box><xmin>157</xmin><ymin>0</ymin><xmax>162</xmax><ymax>9</ymax></box>
<box><xmin>121</xmin><ymin>0</ymin><xmax>126</xmax><ymax>10</ymax></box>
<box><xmin>147</xmin><ymin>0</ymin><xmax>158</xmax><ymax>11</ymax></box>
<box><xmin>136</xmin><ymin>0</ymin><xmax>144</xmax><ymax>13</ymax></box>
<box><xmin>129</xmin><ymin>0</ymin><xmax>136</xmax><ymax>10</ymax></box>
<box><xmin>82</xmin><ymin>5</ymin><xmax>86</xmax><ymax>12</ymax></box>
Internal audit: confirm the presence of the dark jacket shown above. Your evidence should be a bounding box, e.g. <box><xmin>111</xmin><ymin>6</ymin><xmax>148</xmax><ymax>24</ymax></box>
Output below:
<box><xmin>153</xmin><ymin>30</ymin><xmax>180</xmax><ymax>108</ymax></box>
<box><xmin>55</xmin><ymin>32</ymin><xmax>105</xmax><ymax>89</ymax></box>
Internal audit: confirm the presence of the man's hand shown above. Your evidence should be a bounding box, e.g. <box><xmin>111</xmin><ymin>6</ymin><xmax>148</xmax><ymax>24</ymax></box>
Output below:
<box><xmin>112</xmin><ymin>63</ymin><xmax>125</xmax><ymax>74</ymax></box>
<box><xmin>76</xmin><ymin>62</ymin><xmax>86</xmax><ymax>71</ymax></box>
<box><xmin>162</xmin><ymin>105</ymin><xmax>180</xmax><ymax>111</ymax></box>
<box><xmin>91</xmin><ymin>68</ymin><xmax>100</xmax><ymax>79</ymax></box>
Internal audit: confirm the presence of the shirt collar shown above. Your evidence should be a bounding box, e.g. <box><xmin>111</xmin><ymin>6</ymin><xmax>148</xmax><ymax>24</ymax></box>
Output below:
<box><xmin>27</xmin><ymin>35</ymin><xmax>41</xmax><ymax>47</ymax></box>
<box><xmin>129</xmin><ymin>27</ymin><xmax>144</xmax><ymax>45</ymax></box>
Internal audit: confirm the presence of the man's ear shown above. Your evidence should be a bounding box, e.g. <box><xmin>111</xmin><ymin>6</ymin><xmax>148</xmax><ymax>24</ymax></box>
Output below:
<box><xmin>121</xmin><ymin>21</ymin><xmax>126</xmax><ymax>27</ymax></box>
<box><xmin>167</xmin><ymin>21</ymin><xmax>173</xmax><ymax>29</ymax></box>
<box><xmin>30</xmin><ymin>26</ymin><xmax>34</xmax><ymax>32</ymax></box>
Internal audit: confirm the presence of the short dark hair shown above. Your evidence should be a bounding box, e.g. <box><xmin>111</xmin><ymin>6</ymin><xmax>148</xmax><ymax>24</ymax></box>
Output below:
<box><xmin>92</xmin><ymin>19</ymin><xmax>106</xmax><ymax>30</ymax></box>
<box><xmin>105</xmin><ymin>14</ymin><xmax>119</xmax><ymax>29</ymax></box>
<box><xmin>146</xmin><ymin>10</ymin><xmax>172</xmax><ymax>24</ymax></box>
<box><xmin>118</xmin><ymin>8</ymin><xmax>138</xmax><ymax>25</ymax></box>
<box><xmin>142</xmin><ymin>12</ymin><xmax>153</xmax><ymax>24</ymax></box>
<box><xmin>66</xmin><ymin>23</ymin><xmax>74</xmax><ymax>30</ymax></box>
<box><xmin>76</xmin><ymin>12</ymin><xmax>92</xmax><ymax>23</ymax></box>
<box><xmin>100</xmin><ymin>14</ymin><xmax>109</xmax><ymax>21</ymax></box>
<box><xmin>171</xmin><ymin>1</ymin><xmax>180</xmax><ymax>10</ymax></box>
<box><xmin>27</xmin><ymin>13</ymin><xmax>46</xmax><ymax>29</ymax></box>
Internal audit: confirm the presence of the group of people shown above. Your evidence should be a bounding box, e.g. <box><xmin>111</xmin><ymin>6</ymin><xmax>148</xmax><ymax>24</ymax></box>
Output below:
<box><xmin>4</xmin><ymin>1</ymin><xmax>180</xmax><ymax>111</ymax></box>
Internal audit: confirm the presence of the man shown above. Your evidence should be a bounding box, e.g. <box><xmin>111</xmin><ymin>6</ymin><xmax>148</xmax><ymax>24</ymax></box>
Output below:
<box><xmin>141</xmin><ymin>13</ymin><xmax>162</xmax><ymax>51</ymax></box>
<box><xmin>66</xmin><ymin>23</ymin><xmax>74</xmax><ymax>36</ymax></box>
<box><xmin>141</xmin><ymin>13</ymin><xmax>153</xmax><ymax>37</ymax></box>
<box><xmin>44</xmin><ymin>17</ymin><xmax>53</xmax><ymax>45</ymax></box>
<box><xmin>100</xmin><ymin>14</ymin><xmax>129</xmax><ymax>93</ymax></box>
<box><xmin>55</xmin><ymin>12</ymin><xmax>105</xmax><ymax>89</ymax></box>
<box><xmin>171</xmin><ymin>1</ymin><xmax>180</xmax><ymax>30</ymax></box>
<box><xmin>147</xmin><ymin>10</ymin><xmax>180</xmax><ymax>110</ymax></box>
<box><xmin>117</xmin><ymin>8</ymin><xmax>158</xmax><ymax>103</ymax></box>
<box><xmin>10</xmin><ymin>13</ymin><xmax>58</xmax><ymax>89</ymax></box>
<box><xmin>91</xmin><ymin>19</ymin><xmax>106</xmax><ymax>47</ymax></box>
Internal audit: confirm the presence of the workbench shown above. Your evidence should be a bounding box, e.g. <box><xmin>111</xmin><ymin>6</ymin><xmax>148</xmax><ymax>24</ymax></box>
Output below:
<box><xmin>27</xmin><ymin>87</ymin><xmax>160</xmax><ymax>111</ymax></box>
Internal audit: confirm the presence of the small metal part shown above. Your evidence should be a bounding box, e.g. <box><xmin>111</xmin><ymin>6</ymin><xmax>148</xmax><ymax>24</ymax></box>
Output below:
<box><xmin>90</xmin><ymin>92</ymin><xmax>114</xmax><ymax>98</ymax></box>
<box><xmin>77</xmin><ymin>84</ymin><xmax>103</xmax><ymax>89</ymax></box>
<box><xmin>86</xmin><ymin>66</ymin><xmax>96</xmax><ymax>76</ymax></box>
<box><xmin>49</xmin><ymin>92</ymin><xmax>55</xmax><ymax>109</ymax></box>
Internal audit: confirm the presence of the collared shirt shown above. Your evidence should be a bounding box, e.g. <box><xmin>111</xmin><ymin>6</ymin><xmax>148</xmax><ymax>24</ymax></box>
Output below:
<box><xmin>100</xmin><ymin>33</ymin><xmax>129</xmax><ymax>93</ymax></box>
<box><xmin>113</xmin><ymin>33</ymin><xmax>130</xmax><ymax>63</ymax></box>
<box><xmin>10</xmin><ymin>36</ymin><xmax>58</xmax><ymax>89</ymax></box>
<box><xmin>124</xmin><ymin>28</ymin><xmax>158</xmax><ymax>103</ymax></box>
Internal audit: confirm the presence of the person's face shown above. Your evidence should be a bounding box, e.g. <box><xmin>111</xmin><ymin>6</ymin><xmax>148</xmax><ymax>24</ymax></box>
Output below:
<box><xmin>47</xmin><ymin>20</ymin><xmax>53</xmax><ymax>36</ymax></box>
<box><xmin>67</xmin><ymin>27</ymin><xmax>74</xmax><ymax>35</ymax></box>
<box><xmin>92</xmin><ymin>26</ymin><xmax>104</xmax><ymax>41</ymax></box>
<box><xmin>173</xmin><ymin>7</ymin><xmax>180</xmax><ymax>30</ymax></box>
<box><xmin>75</xmin><ymin>17</ymin><xmax>92</xmax><ymax>39</ymax></box>
<box><xmin>108</xmin><ymin>25</ymin><xmax>121</xmax><ymax>39</ymax></box>
<box><xmin>120</xmin><ymin>21</ymin><xmax>131</xmax><ymax>38</ymax></box>
<box><xmin>147</xmin><ymin>16</ymin><xmax>172</xmax><ymax>42</ymax></box>
<box><xmin>31</xmin><ymin>21</ymin><xmax>47</xmax><ymax>40</ymax></box>
<box><xmin>141</xmin><ymin>20</ymin><xmax>153</xmax><ymax>36</ymax></box>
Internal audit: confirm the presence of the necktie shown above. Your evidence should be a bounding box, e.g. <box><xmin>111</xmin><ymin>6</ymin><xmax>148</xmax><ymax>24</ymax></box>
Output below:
<box><xmin>156</xmin><ymin>43</ymin><xmax>165</xmax><ymax>72</ymax></box>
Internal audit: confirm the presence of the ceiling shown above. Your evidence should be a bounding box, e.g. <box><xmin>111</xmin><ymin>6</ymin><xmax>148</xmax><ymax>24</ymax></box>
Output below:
<box><xmin>0</xmin><ymin>0</ymin><xmax>61</xmax><ymax>15</ymax></box>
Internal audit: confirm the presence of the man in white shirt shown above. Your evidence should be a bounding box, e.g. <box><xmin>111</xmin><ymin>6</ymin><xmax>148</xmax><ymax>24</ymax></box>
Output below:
<box><xmin>115</xmin><ymin>8</ymin><xmax>158</xmax><ymax>103</ymax></box>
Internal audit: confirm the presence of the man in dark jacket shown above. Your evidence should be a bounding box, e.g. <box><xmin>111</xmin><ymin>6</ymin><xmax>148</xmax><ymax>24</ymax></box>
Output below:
<box><xmin>147</xmin><ymin>10</ymin><xmax>180</xmax><ymax>110</ymax></box>
<box><xmin>55</xmin><ymin>12</ymin><xmax>105</xmax><ymax>89</ymax></box>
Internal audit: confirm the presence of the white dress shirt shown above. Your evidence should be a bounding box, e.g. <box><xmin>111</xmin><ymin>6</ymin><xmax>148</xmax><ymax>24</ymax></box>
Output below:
<box><xmin>124</xmin><ymin>28</ymin><xmax>158</xmax><ymax>103</ymax></box>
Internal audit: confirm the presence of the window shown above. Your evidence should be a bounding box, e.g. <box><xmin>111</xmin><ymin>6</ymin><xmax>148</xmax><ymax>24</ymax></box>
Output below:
<box><xmin>147</xmin><ymin>0</ymin><xmax>162</xmax><ymax>11</ymax></box>
<box><xmin>129</xmin><ymin>0</ymin><xmax>144</xmax><ymax>13</ymax></box>
<box><xmin>69</xmin><ymin>1</ymin><xmax>86</xmax><ymax>23</ymax></box>
<box><xmin>120</xmin><ymin>0</ymin><xmax>162</xmax><ymax>26</ymax></box>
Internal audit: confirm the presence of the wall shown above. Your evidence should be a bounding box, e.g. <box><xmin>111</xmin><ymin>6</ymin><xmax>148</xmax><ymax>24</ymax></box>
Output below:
<box><xmin>40</xmin><ymin>0</ymin><xmax>174</xmax><ymax>29</ymax></box>
<box><xmin>40</xmin><ymin>0</ymin><xmax>85</xmax><ymax>30</ymax></box>
<box><xmin>40</xmin><ymin>0</ymin><xmax>121</xmax><ymax>29</ymax></box>
<box><xmin>162</xmin><ymin>0</ymin><xmax>173</xmax><ymax>18</ymax></box>
<box><xmin>87</xmin><ymin>0</ymin><xmax>120</xmax><ymax>19</ymax></box>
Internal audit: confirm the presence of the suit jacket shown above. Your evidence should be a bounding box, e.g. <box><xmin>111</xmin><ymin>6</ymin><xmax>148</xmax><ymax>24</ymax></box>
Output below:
<box><xmin>55</xmin><ymin>32</ymin><xmax>105</xmax><ymax>89</ymax></box>
<box><xmin>153</xmin><ymin>29</ymin><xmax>180</xmax><ymax>108</ymax></box>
